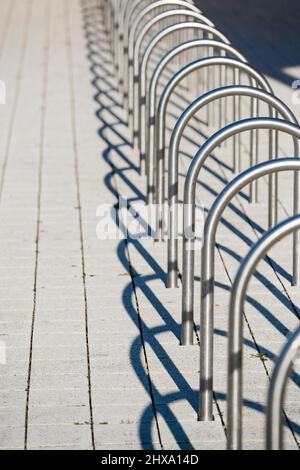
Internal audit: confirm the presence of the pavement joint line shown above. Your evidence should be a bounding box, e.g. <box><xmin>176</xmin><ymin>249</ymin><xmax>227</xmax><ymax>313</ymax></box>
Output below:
<box><xmin>65</xmin><ymin>0</ymin><xmax>95</xmax><ymax>451</ymax></box>
<box><xmin>24</xmin><ymin>0</ymin><xmax>50</xmax><ymax>451</ymax></box>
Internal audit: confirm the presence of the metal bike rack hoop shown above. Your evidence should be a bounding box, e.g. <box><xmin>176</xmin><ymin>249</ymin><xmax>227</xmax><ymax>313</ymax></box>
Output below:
<box><xmin>167</xmin><ymin>84</ymin><xmax>279</xmax><ymax>281</ymax></box>
<box><xmin>181</xmin><ymin>118</ymin><xmax>300</xmax><ymax>355</ymax></box>
<box><xmin>228</xmin><ymin>214</ymin><xmax>300</xmax><ymax>449</ymax></box>
<box><xmin>167</xmin><ymin>84</ymin><xmax>286</xmax><ymax>293</ymax></box>
<box><xmin>122</xmin><ymin>0</ymin><xmax>154</xmax><ymax>89</ymax></box>
<box><xmin>136</xmin><ymin>22</ymin><xmax>229</xmax><ymax>163</ymax></box>
<box><xmin>266</xmin><ymin>323</ymin><xmax>300</xmax><ymax>450</ymax></box>
<box><xmin>146</xmin><ymin>45</ymin><xmax>249</xmax><ymax>203</ymax></box>
<box><xmin>198</xmin><ymin>157</ymin><xmax>300</xmax><ymax>424</ymax></box>
<box><xmin>124</xmin><ymin>0</ymin><xmax>202</xmax><ymax>106</ymax></box>
<box><xmin>130</xmin><ymin>12</ymin><xmax>219</xmax><ymax>145</ymax></box>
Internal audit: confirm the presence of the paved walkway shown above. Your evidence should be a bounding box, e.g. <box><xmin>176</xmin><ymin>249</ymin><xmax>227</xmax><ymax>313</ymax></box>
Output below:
<box><xmin>0</xmin><ymin>0</ymin><xmax>299</xmax><ymax>450</ymax></box>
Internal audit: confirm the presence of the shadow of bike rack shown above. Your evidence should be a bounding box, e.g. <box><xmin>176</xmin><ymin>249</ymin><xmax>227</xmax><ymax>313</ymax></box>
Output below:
<box><xmin>228</xmin><ymin>214</ymin><xmax>300</xmax><ymax>449</ymax></box>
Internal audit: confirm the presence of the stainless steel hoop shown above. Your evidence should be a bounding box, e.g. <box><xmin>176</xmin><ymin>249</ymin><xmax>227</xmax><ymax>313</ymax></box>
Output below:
<box><xmin>198</xmin><ymin>157</ymin><xmax>300</xmax><ymax>424</ymax></box>
<box><xmin>123</xmin><ymin>1</ymin><xmax>152</xmax><ymax>52</ymax></box>
<box><xmin>125</xmin><ymin>0</ymin><xmax>202</xmax><ymax>108</ymax></box>
<box><xmin>181</xmin><ymin>118</ymin><xmax>300</xmax><ymax>357</ymax></box>
<box><xmin>137</xmin><ymin>24</ymin><xmax>230</xmax><ymax>171</ymax></box>
<box><xmin>131</xmin><ymin>13</ymin><xmax>221</xmax><ymax>149</ymax></box>
<box><xmin>122</xmin><ymin>1</ymin><xmax>154</xmax><ymax>90</ymax></box>
<box><xmin>227</xmin><ymin>214</ymin><xmax>300</xmax><ymax>449</ymax></box>
<box><xmin>167</xmin><ymin>85</ymin><xmax>284</xmax><ymax>294</ymax></box>
<box><xmin>130</xmin><ymin>11</ymin><xmax>215</xmax><ymax>142</ymax></box>
<box><xmin>146</xmin><ymin>42</ymin><xmax>248</xmax><ymax>204</ymax></box>
<box><xmin>266</xmin><ymin>323</ymin><xmax>300</xmax><ymax>450</ymax></box>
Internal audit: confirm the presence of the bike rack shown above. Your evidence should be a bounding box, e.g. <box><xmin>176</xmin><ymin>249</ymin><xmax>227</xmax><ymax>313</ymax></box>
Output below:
<box><xmin>181</xmin><ymin>118</ymin><xmax>300</xmax><ymax>353</ymax></box>
<box><xmin>121</xmin><ymin>0</ymin><xmax>198</xmax><ymax>70</ymax></box>
<box><xmin>167</xmin><ymin>85</ymin><xmax>284</xmax><ymax>284</ymax></box>
<box><xmin>118</xmin><ymin>0</ymin><xmax>153</xmax><ymax>90</ymax></box>
<box><xmin>137</xmin><ymin>24</ymin><xmax>229</xmax><ymax>172</ymax></box>
<box><xmin>166</xmin><ymin>85</ymin><xmax>284</xmax><ymax>284</ymax></box>
<box><xmin>104</xmin><ymin>0</ymin><xmax>143</xmax><ymax>94</ymax></box>
<box><xmin>131</xmin><ymin>13</ymin><xmax>220</xmax><ymax>150</ymax></box>
<box><xmin>146</xmin><ymin>46</ymin><xmax>249</xmax><ymax>204</ymax></box>
<box><xmin>105</xmin><ymin>0</ymin><xmax>120</xmax><ymax>69</ymax></box>
<box><xmin>266</xmin><ymin>323</ymin><xmax>300</xmax><ymax>450</ymax></box>
<box><xmin>199</xmin><ymin>156</ymin><xmax>300</xmax><ymax>425</ymax></box>
<box><xmin>112</xmin><ymin>0</ymin><xmax>129</xmax><ymax>85</ymax></box>
<box><xmin>103</xmin><ymin>1</ymin><xmax>113</xmax><ymax>42</ymax></box>
<box><xmin>101</xmin><ymin>2</ymin><xmax>300</xmax><ymax>451</ymax></box>
<box><xmin>120</xmin><ymin>0</ymin><xmax>151</xmax><ymax>85</ymax></box>
<box><xmin>227</xmin><ymin>214</ymin><xmax>300</xmax><ymax>449</ymax></box>
<box><xmin>113</xmin><ymin>0</ymin><xmax>121</xmax><ymax>74</ymax></box>
<box><xmin>125</xmin><ymin>0</ymin><xmax>201</xmax><ymax>109</ymax></box>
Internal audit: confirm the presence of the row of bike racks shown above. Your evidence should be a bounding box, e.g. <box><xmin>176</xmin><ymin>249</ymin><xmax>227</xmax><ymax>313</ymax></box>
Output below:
<box><xmin>100</xmin><ymin>0</ymin><xmax>300</xmax><ymax>451</ymax></box>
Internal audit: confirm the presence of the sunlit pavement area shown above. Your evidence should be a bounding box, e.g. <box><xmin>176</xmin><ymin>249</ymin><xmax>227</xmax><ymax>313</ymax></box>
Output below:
<box><xmin>0</xmin><ymin>0</ymin><xmax>299</xmax><ymax>450</ymax></box>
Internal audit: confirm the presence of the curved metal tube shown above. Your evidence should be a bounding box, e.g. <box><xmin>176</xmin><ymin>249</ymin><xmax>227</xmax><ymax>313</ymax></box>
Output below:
<box><xmin>266</xmin><ymin>323</ymin><xmax>300</xmax><ymax>450</ymax></box>
<box><xmin>123</xmin><ymin>0</ymin><xmax>198</xmax><ymax>50</ymax></box>
<box><xmin>199</xmin><ymin>157</ymin><xmax>300</xmax><ymax>424</ymax></box>
<box><xmin>168</xmin><ymin>86</ymin><xmax>281</xmax><ymax>292</ymax></box>
<box><xmin>137</xmin><ymin>23</ymin><xmax>229</xmax><ymax>167</ymax></box>
<box><xmin>122</xmin><ymin>0</ymin><xmax>153</xmax><ymax>93</ymax></box>
<box><xmin>107</xmin><ymin>0</ymin><xmax>115</xmax><ymax>51</ymax></box>
<box><xmin>131</xmin><ymin>12</ymin><xmax>214</xmax><ymax>142</ymax></box>
<box><xmin>112</xmin><ymin>0</ymin><xmax>121</xmax><ymax>74</ymax></box>
<box><xmin>228</xmin><ymin>215</ymin><xmax>300</xmax><ymax>449</ymax></box>
<box><xmin>125</xmin><ymin>0</ymin><xmax>202</xmax><ymax>108</ymax></box>
<box><xmin>182</xmin><ymin>118</ymin><xmax>300</xmax><ymax>354</ymax></box>
<box><xmin>131</xmin><ymin>13</ymin><xmax>219</xmax><ymax>148</ymax></box>
<box><xmin>123</xmin><ymin>1</ymin><xmax>151</xmax><ymax>51</ymax></box>
<box><xmin>115</xmin><ymin>0</ymin><xmax>131</xmax><ymax>85</ymax></box>
<box><xmin>147</xmin><ymin>46</ymin><xmax>248</xmax><ymax>203</ymax></box>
